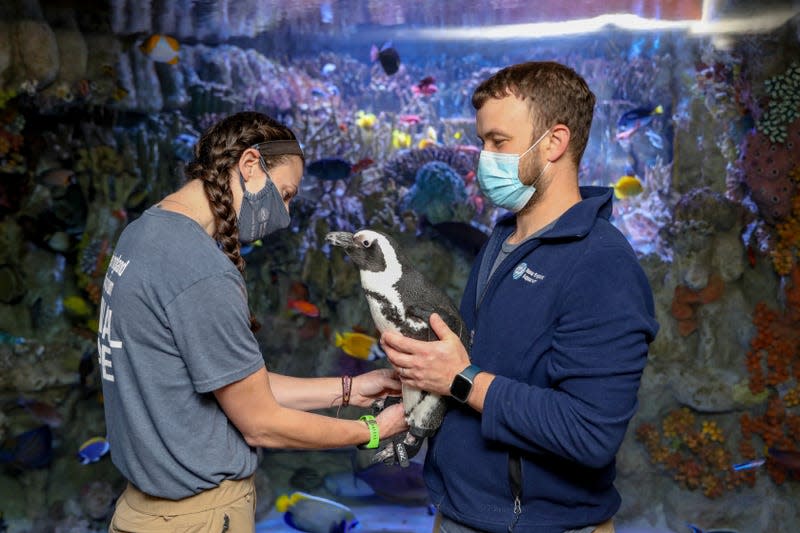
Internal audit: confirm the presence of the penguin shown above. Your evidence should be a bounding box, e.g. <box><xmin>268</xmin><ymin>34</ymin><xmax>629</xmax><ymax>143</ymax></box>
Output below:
<box><xmin>326</xmin><ymin>229</ymin><xmax>469</xmax><ymax>467</ymax></box>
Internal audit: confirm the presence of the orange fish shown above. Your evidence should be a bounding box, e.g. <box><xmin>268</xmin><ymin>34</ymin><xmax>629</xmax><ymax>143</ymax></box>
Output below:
<box><xmin>139</xmin><ymin>34</ymin><xmax>180</xmax><ymax>65</ymax></box>
<box><xmin>351</xmin><ymin>157</ymin><xmax>374</xmax><ymax>174</ymax></box>
<box><xmin>287</xmin><ymin>299</ymin><xmax>320</xmax><ymax>318</ymax></box>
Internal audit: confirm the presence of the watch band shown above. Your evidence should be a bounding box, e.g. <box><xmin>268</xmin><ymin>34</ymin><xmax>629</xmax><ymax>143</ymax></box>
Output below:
<box><xmin>460</xmin><ymin>364</ymin><xmax>482</xmax><ymax>382</ymax></box>
<box><xmin>359</xmin><ymin>415</ymin><xmax>380</xmax><ymax>449</ymax></box>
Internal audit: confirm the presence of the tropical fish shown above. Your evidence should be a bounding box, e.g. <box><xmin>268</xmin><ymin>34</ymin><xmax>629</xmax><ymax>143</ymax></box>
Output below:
<box><xmin>453</xmin><ymin>144</ymin><xmax>481</xmax><ymax>154</ymax></box>
<box><xmin>171</xmin><ymin>133</ymin><xmax>198</xmax><ymax>163</ymax></box>
<box><xmin>275</xmin><ymin>491</ymin><xmax>359</xmax><ymax>533</ymax></box>
<box><xmin>350</xmin><ymin>158</ymin><xmax>374</xmax><ymax>174</ymax></box>
<box><xmin>370</xmin><ymin>42</ymin><xmax>401</xmax><ymax>76</ymax></box>
<box><xmin>240</xmin><ymin>239</ymin><xmax>262</xmax><ymax>256</ymax></box>
<box><xmin>417</xmin><ymin>126</ymin><xmax>438</xmax><ymax>149</ymax></box>
<box><xmin>616</xmin><ymin>104</ymin><xmax>663</xmax><ymax>141</ymax></box>
<box><xmin>355</xmin><ymin>111</ymin><xmax>377</xmax><ymax>130</ymax></box>
<box><xmin>391</xmin><ymin>130</ymin><xmax>411</xmax><ymax>149</ymax></box>
<box><xmin>731</xmin><ymin>448</ymin><xmax>800</xmax><ymax>472</ymax></box>
<box><xmin>63</xmin><ymin>295</ymin><xmax>93</xmax><ymax>318</ymax></box>
<box><xmin>731</xmin><ymin>457</ymin><xmax>765</xmax><ymax>471</ymax></box>
<box><xmin>38</xmin><ymin>168</ymin><xmax>77</xmax><ymax>187</ymax></box>
<box><xmin>411</xmin><ymin>76</ymin><xmax>438</xmax><ymax>97</ymax></box>
<box><xmin>77</xmin><ymin>436</ymin><xmax>110</xmax><ymax>465</ymax></box>
<box><xmin>306</xmin><ymin>158</ymin><xmax>353</xmax><ymax>181</ymax></box>
<box><xmin>17</xmin><ymin>398</ymin><xmax>63</xmax><ymax>428</ymax></box>
<box><xmin>287</xmin><ymin>299</ymin><xmax>320</xmax><ymax>318</ymax></box>
<box><xmin>321</xmin><ymin>63</ymin><xmax>336</xmax><ymax>76</ymax></box>
<box><xmin>612</xmin><ymin>175</ymin><xmax>644</xmax><ymax>200</ymax></box>
<box><xmin>335</xmin><ymin>331</ymin><xmax>382</xmax><ymax>360</ymax></box>
<box><xmin>398</xmin><ymin>114</ymin><xmax>422</xmax><ymax>126</ymax></box>
<box><xmin>138</xmin><ymin>34</ymin><xmax>180</xmax><ymax>65</ymax></box>
<box><xmin>0</xmin><ymin>425</ymin><xmax>53</xmax><ymax>470</ymax></box>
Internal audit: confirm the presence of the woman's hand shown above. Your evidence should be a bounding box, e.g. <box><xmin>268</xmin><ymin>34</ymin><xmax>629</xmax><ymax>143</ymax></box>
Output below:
<box><xmin>349</xmin><ymin>368</ymin><xmax>402</xmax><ymax>408</ymax></box>
<box><xmin>374</xmin><ymin>401</ymin><xmax>408</xmax><ymax>440</ymax></box>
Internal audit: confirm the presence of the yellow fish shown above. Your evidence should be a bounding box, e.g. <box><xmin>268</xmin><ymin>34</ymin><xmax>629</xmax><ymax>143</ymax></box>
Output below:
<box><xmin>355</xmin><ymin>111</ymin><xmax>377</xmax><ymax>130</ymax></box>
<box><xmin>612</xmin><ymin>175</ymin><xmax>644</xmax><ymax>199</ymax></box>
<box><xmin>63</xmin><ymin>295</ymin><xmax>93</xmax><ymax>318</ymax></box>
<box><xmin>335</xmin><ymin>331</ymin><xmax>383</xmax><ymax>360</ymax></box>
<box><xmin>417</xmin><ymin>126</ymin><xmax>438</xmax><ymax>149</ymax></box>
<box><xmin>392</xmin><ymin>129</ymin><xmax>411</xmax><ymax>149</ymax></box>
<box><xmin>139</xmin><ymin>34</ymin><xmax>180</xmax><ymax>65</ymax></box>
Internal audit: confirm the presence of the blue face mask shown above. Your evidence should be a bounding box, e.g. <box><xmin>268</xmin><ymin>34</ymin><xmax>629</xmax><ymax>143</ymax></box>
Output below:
<box><xmin>476</xmin><ymin>128</ymin><xmax>551</xmax><ymax>212</ymax></box>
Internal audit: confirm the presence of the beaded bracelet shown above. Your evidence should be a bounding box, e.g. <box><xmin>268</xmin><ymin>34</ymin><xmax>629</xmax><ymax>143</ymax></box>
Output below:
<box><xmin>341</xmin><ymin>375</ymin><xmax>352</xmax><ymax>407</ymax></box>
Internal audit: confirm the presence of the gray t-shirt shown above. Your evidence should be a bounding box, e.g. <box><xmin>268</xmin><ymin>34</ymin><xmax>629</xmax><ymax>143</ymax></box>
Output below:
<box><xmin>487</xmin><ymin>219</ymin><xmax>558</xmax><ymax>281</ymax></box>
<box><xmin>98</xmin><ymin>206</ymin><xmax>264</xmax><ymax>500</ymax></box>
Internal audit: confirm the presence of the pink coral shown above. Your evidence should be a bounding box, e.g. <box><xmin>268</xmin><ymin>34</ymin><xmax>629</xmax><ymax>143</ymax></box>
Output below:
<box><xmin>740</xmin><ymin>118</ymin><xmax>800</xmax><ymax>225</ymax></box>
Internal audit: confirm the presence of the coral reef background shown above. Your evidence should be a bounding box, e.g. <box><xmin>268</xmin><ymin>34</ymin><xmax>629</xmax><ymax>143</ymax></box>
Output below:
<box><xmin>0</xmin><ymin>0</ymin><xmax>799</xmax><ymax>531</ymax></box>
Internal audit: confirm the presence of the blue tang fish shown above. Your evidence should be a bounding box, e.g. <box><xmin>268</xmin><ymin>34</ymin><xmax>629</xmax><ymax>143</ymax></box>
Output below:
<box><xmin>77</xmin><ymin>436</ymin><xmax>109</xmax><ymax>464</ymax></box>
<box><xmin>275</xmin><ymin>491</ymin><xmax>358</xmax><ymax>533</ymax></box>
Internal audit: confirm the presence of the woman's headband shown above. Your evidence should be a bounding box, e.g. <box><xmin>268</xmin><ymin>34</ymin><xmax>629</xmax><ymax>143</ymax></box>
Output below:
<box><xmin>252</xmin><ymin>140</ymin><xmax>304</xmax><ymax>158</ymax></box>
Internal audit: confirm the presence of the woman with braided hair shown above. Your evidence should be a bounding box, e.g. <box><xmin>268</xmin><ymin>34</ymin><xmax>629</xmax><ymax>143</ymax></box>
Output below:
<box><xmin>99</xmin><ymin>111</ymin><xmax>408</xmax><ymax>532</ymax></box>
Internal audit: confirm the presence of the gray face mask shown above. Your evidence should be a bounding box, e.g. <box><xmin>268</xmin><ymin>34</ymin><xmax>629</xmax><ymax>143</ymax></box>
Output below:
<box><xmin>237</xmin><ymin>163</ymin><xmax>290</xmax><ymax>243</ymax></box>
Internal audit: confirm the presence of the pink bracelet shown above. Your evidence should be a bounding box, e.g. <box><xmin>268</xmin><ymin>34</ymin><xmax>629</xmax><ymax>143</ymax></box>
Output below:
<box><xmin>341</xmin><ymin>375</ymin><xmax>352</xmax><ymax>407</ymax></box>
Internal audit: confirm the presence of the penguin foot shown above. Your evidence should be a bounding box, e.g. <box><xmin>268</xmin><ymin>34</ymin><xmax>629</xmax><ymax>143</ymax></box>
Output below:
<box><xmin>368</xmin><ymin>431</ymin><xmax>425</xmax><ymax>468</ymax></box>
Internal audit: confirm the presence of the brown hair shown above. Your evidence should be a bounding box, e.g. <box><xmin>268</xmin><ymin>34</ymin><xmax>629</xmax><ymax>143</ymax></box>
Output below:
<box><xmin>472</xmin><ymin>61</ymin><xmax>595</xmax><ymax>165</ymax></box>
<box><xmin>185</xmin><ymin>111</ymin><xmax>301</xmax><ymax>331</ymax></box>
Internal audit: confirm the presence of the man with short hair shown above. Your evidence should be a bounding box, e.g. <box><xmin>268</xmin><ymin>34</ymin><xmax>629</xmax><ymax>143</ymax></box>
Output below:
<box><xmin>382</xmin><ymin>61</ymin><xmax>659</xmax><ymax>533</ymax></box>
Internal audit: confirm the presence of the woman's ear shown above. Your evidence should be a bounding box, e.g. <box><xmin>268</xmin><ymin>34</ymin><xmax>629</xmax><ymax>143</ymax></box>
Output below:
<box><xmin>239</xmin><ymin>148</ymin><xmax>261</xmax><ymax>182</ymax></box>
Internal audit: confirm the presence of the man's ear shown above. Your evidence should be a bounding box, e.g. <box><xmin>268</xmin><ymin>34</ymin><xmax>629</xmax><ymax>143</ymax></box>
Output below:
<box><xmin>545</xmin><ymin>124</ymin><xmax>571</xmax><ymax>163</ymax></box>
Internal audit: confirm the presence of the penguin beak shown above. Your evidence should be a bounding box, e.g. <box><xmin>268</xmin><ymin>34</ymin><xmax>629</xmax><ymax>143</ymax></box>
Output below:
<box><xmin>325</xmin><ymin>231</ymin><xmax>355</xmax><ymax>249</ymax></box>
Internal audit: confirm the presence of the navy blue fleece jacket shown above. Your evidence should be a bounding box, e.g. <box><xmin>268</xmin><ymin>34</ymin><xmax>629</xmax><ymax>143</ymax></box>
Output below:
<box><xmin>424</xmin><ymin>186</ymin><xmax>659</xmax><ymax>532</ymax></box>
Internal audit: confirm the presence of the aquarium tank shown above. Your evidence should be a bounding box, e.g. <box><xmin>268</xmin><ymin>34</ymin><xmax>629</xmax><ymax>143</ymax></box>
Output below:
<box><xmin>0</xmin><ymin>0</ymin><xmax>800</xmax><ymax>531</ymax></box>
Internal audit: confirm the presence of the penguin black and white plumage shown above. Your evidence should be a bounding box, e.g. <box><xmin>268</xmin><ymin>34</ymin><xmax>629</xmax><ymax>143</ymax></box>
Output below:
<box><xmin>326</xmin><ymin>229</ymin><xmax>469</xmax><ymax>467</ymax></box>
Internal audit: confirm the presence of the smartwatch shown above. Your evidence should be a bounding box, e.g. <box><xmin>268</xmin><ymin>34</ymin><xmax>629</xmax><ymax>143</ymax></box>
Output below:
<box><xmin>450</xmin><ymin>364</ymin><xmax>482</xmax><ymax>403</ymax></box>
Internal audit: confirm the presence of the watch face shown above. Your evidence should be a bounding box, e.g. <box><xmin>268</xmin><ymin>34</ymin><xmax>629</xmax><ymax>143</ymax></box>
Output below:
<box><xmin>450</xmin><ymin>374</ymin><xmax>472</xmax><ymax>403</ymax></box>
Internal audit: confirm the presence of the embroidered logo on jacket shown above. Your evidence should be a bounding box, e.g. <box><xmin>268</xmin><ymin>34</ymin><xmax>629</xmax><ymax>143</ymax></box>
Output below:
<box><xmin>512</xmin><ymin>262</ymin><xmax>545</xmax><ymax>284</ymax></box>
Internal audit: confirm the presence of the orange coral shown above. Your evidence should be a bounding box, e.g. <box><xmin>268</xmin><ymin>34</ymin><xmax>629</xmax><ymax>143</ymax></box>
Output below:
<box><xmin>670</xmin><ymin>273</ymin><xmax>725</xmax><ymax>336</ymax></box>
<box><xmin>770</xmin><ymin>166</ymin><xmax>800</xmax><ymax>276</ymax></box>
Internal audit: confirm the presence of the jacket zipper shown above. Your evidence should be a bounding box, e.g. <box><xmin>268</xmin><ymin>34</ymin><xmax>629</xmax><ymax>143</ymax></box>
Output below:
<box><xmin>507</xmin><ymin>451</ymin><xmax>522</xmax><ymax>532</ymax></box>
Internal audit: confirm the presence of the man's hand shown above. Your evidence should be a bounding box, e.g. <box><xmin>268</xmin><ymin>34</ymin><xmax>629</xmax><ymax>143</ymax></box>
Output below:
<box><xmin>381</xmin><ymin>313</ymin><xmax>470</xmax><ymax>397</ymax></box>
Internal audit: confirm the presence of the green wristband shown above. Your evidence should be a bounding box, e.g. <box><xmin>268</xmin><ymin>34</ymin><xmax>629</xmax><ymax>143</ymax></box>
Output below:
<box><xmin>359</xmin><ymin>415</ymin><xmax>380</xmax><ymax>449</ymax></box>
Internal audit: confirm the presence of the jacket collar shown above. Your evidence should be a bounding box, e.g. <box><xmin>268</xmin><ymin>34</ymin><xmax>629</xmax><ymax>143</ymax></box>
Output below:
<box><xmin>494</xmin><ymin>186</ymin><xmax>613</xmax><ymax>241</ymax></box>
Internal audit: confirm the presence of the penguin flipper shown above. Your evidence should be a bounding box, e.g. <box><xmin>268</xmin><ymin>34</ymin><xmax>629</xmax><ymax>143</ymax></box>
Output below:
<box><xmin>406</xmin><ymin>303</ymin><xmax>468</xmax><ymax>346</ymax></box>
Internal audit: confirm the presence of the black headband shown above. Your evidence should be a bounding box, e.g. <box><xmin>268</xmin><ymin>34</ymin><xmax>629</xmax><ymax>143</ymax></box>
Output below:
<box><xmin>252</xmin><ymin>140</ymin><xmax>304</xmax><ymax>158</ymax></box>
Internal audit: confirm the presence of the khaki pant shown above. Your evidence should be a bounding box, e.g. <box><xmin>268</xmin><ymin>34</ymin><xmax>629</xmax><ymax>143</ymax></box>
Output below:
<box><xmin>432</xmin><ymin>512</ymin><xmax>615</xmax><ymax>533</ymax></box>
<box><xmin>109</xmin><ymin>476</ymin><xmax>256</xmax><ymax>533</ymax></box>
